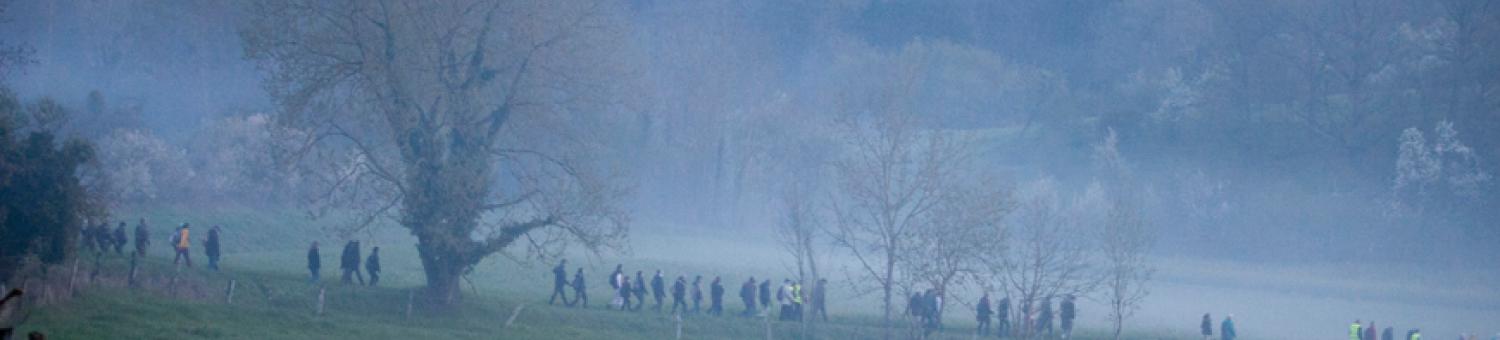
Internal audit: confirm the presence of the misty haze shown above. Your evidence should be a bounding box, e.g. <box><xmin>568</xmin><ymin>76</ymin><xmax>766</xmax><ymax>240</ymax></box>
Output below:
<box><xmin>0</xmin><ymin>1</ymin><xmax>1496</xmax><ymax>339</ymax></box>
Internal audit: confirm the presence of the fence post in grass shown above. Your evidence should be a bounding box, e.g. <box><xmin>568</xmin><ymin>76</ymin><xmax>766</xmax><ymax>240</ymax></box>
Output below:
<box><xmin>504</xmin><ymin>304</ymin><xmax>526</xmax><ymax>328</ymax></box>
<box><xmin>405</xmin><ymin>289</ymin><xmax>415</xmax><ymax>320</ymax></box>
<box><xmin>67</xmin><ymin>257</ymin><xmax>79</xmax><ymax>295</ymax></box>
<box><xmin>764</xmin><ymin>313</ymin><xmax>772</xmax><ymax>340</ymax></box>
<box><xmin>226</xmin><ymin>280</ymin><xmax>237</xmax><ymax>304</ymax></box>
<box><xmin>674</xmin><ymin>313</ymin><xmax>683</xmax><ymax>339</ymax></box>
<box><xmin>127</xmin><ymin>254</ymin><xmax>140</xmax><ymax>287</ymax></box>
<box><xmin>316</xmin><ymin>287</ymin><xmax>327</xmax><ymax>316</ymax></box>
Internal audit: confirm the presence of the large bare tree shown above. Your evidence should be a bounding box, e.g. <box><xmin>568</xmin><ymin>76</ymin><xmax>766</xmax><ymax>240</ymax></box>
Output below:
<box><xmin>828</xmin><ymin>108</ymin><xmax>973</xmax><ymax>337</ymax></box>
<box><xmin>998</xmin><ymin>178</ymin><xmax>1096</xmax><ymax>340</ymax></box>
<box><xmin>241</xmin><ymin>0</ymin><xmax>632</xmax><ymax>304</ymax></box>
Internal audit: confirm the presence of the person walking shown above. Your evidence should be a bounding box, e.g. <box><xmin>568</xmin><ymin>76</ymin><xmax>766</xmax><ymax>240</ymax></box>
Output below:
<box><xmin>759</xmin><ymin>279</ymin><xmax>772</xmax><ymax>313</ymax></box>
<box><xmin>1365</xmin><ymin>321</ymin><xmax>1377</xmax><ymax>340</ymax></box>
<box><xmin>616</xmin><ymin>275</ymin><xmax>632</xmax><ymax>311</ymax></box>
<box><xmin>1405</xmin><ymin>328</ymin><xmax>1419</xmax><ymax>340</ymax></box>
<box><xmin>1038</xmin><ymin>297</ymin><xmax>1054</xmax><ymax>337</ymax></box>
<box><xmin>172</xmin><ymin>224</ymin><xmax>192</xmax><ymax>267</ymax></box>
<box><xmin>1201</xmin><ymin>313</ymin><xmax>1214</xmax><ymax>340</ymax></box>
<box><xmin>112</xmin><ymin>222</ymin><xmax>127</xmax><ymax>255</ymax></box>
<box><xmin>570</xmin><ymin>268</ymin><xmax>587</xmax><ymax>308</ymax></box>
<box><xmin>365</xmin><ymin>246</ymin><xmax>381</xmax><ymax>287</ymax></box>
<box><xmin>632</xmin><ymin>271</ymin><xmax>647</xmax><ymax>311</ymax></box>
<box><xmin>812</xmin><ymin>278</ymin><xmax>828</xmax><ymax>322</ymax></box>
<box><xmin>651</xmin><ymin>270</ymin><xmax>666</xmax><ymax>311</ymax></box>
<box><xmin>996</xmin><ymin>295</ymin><xmax>1010</xmax><ymax>338</ymax></box>
<box><xmin>549</xmin><ymin>259</ymin><xmax>570</xmax><ymax>305</ymax></box>
<box><xmin>1352</xmin><ymin>320</ymin><xmax>1364</xmax><ymax>340</ymax></box>
<box><xmin>776</xmin><ymin>279</ymin><xmax>791</xmax><ymax>321</ymax></box>
<box><xmin>740</xmin><ymin>277</ymin><xmax>757</xmax><ymax>317</ymax></box>
<box><xmin>306</xmin><ymin>241</ymin><xmax>321</xmax><ymax>284</ymax></box>
<box><xmin>339</xmin><ymin>240</ymin><xmax>363</xmax><ymax>285</ymax></box>
<box><xmin>670</xmin><ymin>276</ymin><xmax>688</xmax><ymax>314</ymax></box>
<box><xmin>1383</xmin><ymin>327</ymin><xmax>1395</xmax><ymax>340</ymax></box>
<box><xmin>1221</xmin><ymin>315</ymin><xmax>1237</xmax><ymax>340</ymax></box>
<box><xmin>133</xmin><ymin>219</ymin><xmax>150</xmax><ymax>257</ymax></box>
<box><xmin>791</xmin><ymin>280</ymin><xmax>805</xmax><ymax>321</ymax></box>
<box><xmin>609</xmin><ymin>264</ymin><xmax>624</xmax><ymax>292</ymax></box>
<box><xmin>611</xmin><ymin>266</ymin><xmax>627</xmax><ymax>310</ymax></box>
<box><xmin>977</xmin><ymin>293</ymin><xmax>993</xmax><ymax>337</ymax></box>
<box><xmin>204</xmin><ymin>226</ymin><xmax>222</xmax><ymax>271</ymax></box>
<box><xmin>709</xmin><ymin>276</ymin><xmax>724</xmax><ymax>316</ymax></box>
<box><xmin>1060</xmin><ymin>295</ymin><xmax>1076</xmax><ymax>339</ymax></box>
<box><xmin>691</xmin><ymin>275</ymin><xmax>703</xmax><ymax>314</ymax></box>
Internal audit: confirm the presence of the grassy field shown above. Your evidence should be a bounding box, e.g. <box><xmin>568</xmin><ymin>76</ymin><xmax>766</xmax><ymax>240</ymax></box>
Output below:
<box><xmin>14</xmin><ymin>203</ymin><xmax>1493</xmax><ymax>339</ymax></box>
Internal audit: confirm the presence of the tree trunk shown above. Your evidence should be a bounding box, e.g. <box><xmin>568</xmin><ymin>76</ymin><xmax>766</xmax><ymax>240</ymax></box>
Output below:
<box><xmin>402</xmin><ymin>130</ymin><xmax>492</xmax><ymax>306</ymax></box>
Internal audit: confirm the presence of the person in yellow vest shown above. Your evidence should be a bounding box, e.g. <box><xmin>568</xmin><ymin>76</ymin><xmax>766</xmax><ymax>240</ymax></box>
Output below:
<box><xmin>170</xmin><ymin>223</ymin><xmax>192</xmax><ymax>267</ymax></box>
<box><xmin>1351</xmin><ymin>320</ymin><xmax>1363</xmax><ymax>340</ymax></box>
<box><xmin>790</xmin><ymin>281</ymin><xmax>804</xmax><ymax>320</ymax></box>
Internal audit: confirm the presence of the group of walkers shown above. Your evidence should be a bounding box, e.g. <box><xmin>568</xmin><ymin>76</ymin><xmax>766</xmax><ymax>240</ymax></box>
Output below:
<box><xmin>543</xmin><ymin>259</ymin><xmax>828</xmax><ymax>322</ymax></box>
<box><xmin>304</xmin><ymin>240</ymin><xmax>380</xmax><ymax>287</ymax></box>
<box><xmin>80</xmin><ymin>219</ymin><xmax>223</xmax><ymax>271</ymax></box>
<box><xmin>970</xmin><ymin>293</ymin><xmax>1077</xmax><ymax>339</ymax></box>
<box><xmin>1199</xmin><ymin>313</ymin><xmax>1238</xmax><ymax>340</ymax></box>
<box><xmin>1347</xmin><ymin>319</ymin><xmax>1434</xmax><ymax>340</ymax></box>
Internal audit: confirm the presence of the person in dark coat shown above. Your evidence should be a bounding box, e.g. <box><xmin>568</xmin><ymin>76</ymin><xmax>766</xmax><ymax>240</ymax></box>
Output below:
<box><xmin>1038</xmin><ymin>297</ymin><xmax>1054</xmax><ymax>337</ymax></box>
<box><xmin>740</xmin><ymin>277</ymin><xmax>757</xmax><ymax>316</ymax></box>
<box><xmin>570</xmin><ymin>268</ymin><xmax>587</xmax><ymax>308</ymax></box>
<box><xmin>997</xmin><ymin>295</ymin><xmax>1011</xmax><ymax>338</ymax></box>
<box><xmin>133</xmin><ymin>219</ymin><xmax>150</xmax><ymax>257</ymax></box>
<box><xmin>691</xmin><ymin>275</ymin><xmax>703</xmax><ymax>313</ymax></box>
<box><xmin>365</xmin><ymin>246</ymin><xmax>381</xmax><ymax>287</ymax></box>
<box><xmin>112</xmin><ymin>222</ymin><xmax>127</xmax><ymax>255</ymax></box>
<box><xmin>1364</xmin><ymin>321</ymin><xmax>1376</xmax><ymax>340</ymax></box>
<box><xmin>977</xmin><ymin>293</ymin><xmax>993</xmax><ymax>336</ymax></box>
<box><xmin>758</xmin><ymin>279</ymin><xmax>772</xmax><ymax>311</ymax></box>
<box><xmin>97</xmin><ymin>222</ymin><xmax>113</xmax><ymax>252</ymax></box>
<box><xmin>1382</xmin><ymin>327</ymin><xmax>1394</xmax><ymax>340</ymax></box>
<box><xmin>811</xmin><ymin>279</ymin><xmax>828</xmax><ymax>322</ymax></box>
<box><xmin>339</xmin><ymin>240</ymin><xmax>363</xmax><ymax>285</ymax></box>
<box><xmin>80</xmin><ymin>220</ymin><xmax>97</xmax><ymax>253</ymax></box>
<box><xmin>617</xmin><ymin>275</ymin><xmax>633</xmax><ymax>311</ymax></box>
<box><xmin>1201</xmin><ymin>313</ymin><xmax>1214</xmax><ymax>340</ymax></box>
<box><xmin>709</xmin><ymin>276</ymin><xmax>724</xmax><ymax>316</ymax></box>
<box><xmin>650</xmin><ymin>270</ymin><xmax>666</xmax><ymax>311</ymax></box>
<box><xmin>204</xmin><ymin>226</ymin><xmax>222</xmax><ymax>271</ymax></box>
<box><xmin>670</xmin><ymin>276</ymin><xmax>688</xmax><ymax>314</ymax></box>
<box><xmin>1220</xmin><ymin>315</ymin><xmax>1236</xmax><ymax>340</ymax></box>
<box><xmin>549</xmin><ymin>259</ymin><xmax>569</xmax><ymax>305</ymax></box>
<box><xmin>632</xmin><ymin>271</ymin><xmax>647</xmax><ymax>311</ymax></box>
<box><xmin>306</xmin><ymin>242</ymin><xmax>321</xmax><ymax>284</ymax></box>
<box><xmin>1060</xmin><ymin>295</ymin><xmax>1076</xmax><ymax>339</ymax></box>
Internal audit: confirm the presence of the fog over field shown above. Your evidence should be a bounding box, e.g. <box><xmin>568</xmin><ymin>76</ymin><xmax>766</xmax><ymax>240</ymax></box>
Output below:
<box><xmin>1</xmin><ymin>1</ymin><xmax>1497</xmax><ymax>339</ymax></box>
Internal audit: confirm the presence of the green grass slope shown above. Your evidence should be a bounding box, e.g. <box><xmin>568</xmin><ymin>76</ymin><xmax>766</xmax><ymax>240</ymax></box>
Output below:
<box><xmin>12</xmin><ymin>204</ymin><xmax>1196</xmax><ymax>339</ymax></box>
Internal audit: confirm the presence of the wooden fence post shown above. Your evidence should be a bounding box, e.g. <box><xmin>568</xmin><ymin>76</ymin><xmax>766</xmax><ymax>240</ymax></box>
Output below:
<box><xmin>405</xmin><ymin>289</ymin><xmax>415</xmax><ymax>320</ymax></box>
<box><xmin>316</xmin><ymin>288</ymin><xmax>326</xmax><ymax>316</ymax></box>
<box><xmin>67</xmin><ymin>258</ymin><xmax>79</xmax><ymax>294</ymax></box>
<box><xmin>504</xmin><ymin>304</ymin><xmax>526</xmax><ymax>328</ymax></box>
<box><xmin>127</xmin><ymin>254</ymin><xmax>139</xmax><ymax>287</ymax></box>
<box><xmin>225</xmin><ymin>280</ymin><xmax>237</xmax><ymax>304</ymax></box>
<box><xmin>674</xmin><ymin>313</ymin><xmax>683</xmax><ymax>339</ymax></box>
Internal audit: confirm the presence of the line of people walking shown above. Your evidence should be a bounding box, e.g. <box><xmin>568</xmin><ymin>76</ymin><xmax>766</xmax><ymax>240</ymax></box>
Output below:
<box><xmin>544</xmin><ymin>259</ymin><xmax>828</xmax><ymax>322</ymax></box>
<box><xmin>970</xmin><ymin>293</ymin><xmax>1078</xmax><ymax>338</ymax></box>
<box><xmin>305</xmin><ymin>240</ymin><xmax>380</xmax><ymax>287</ymax></box>
<box><xmin>1348</xmin><ymin>319</ymin><xmax>1427</xmax><ymax>340</ymax></box>
<box><xmin>79</xmin><ymin>219</ymin><xmax>223</xmax><ymax>271</ymax></box>
<box><xmin>1200</xmin><ymin>313</ymin><xmax>1237</xmax><ymax>340</ymax></box>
